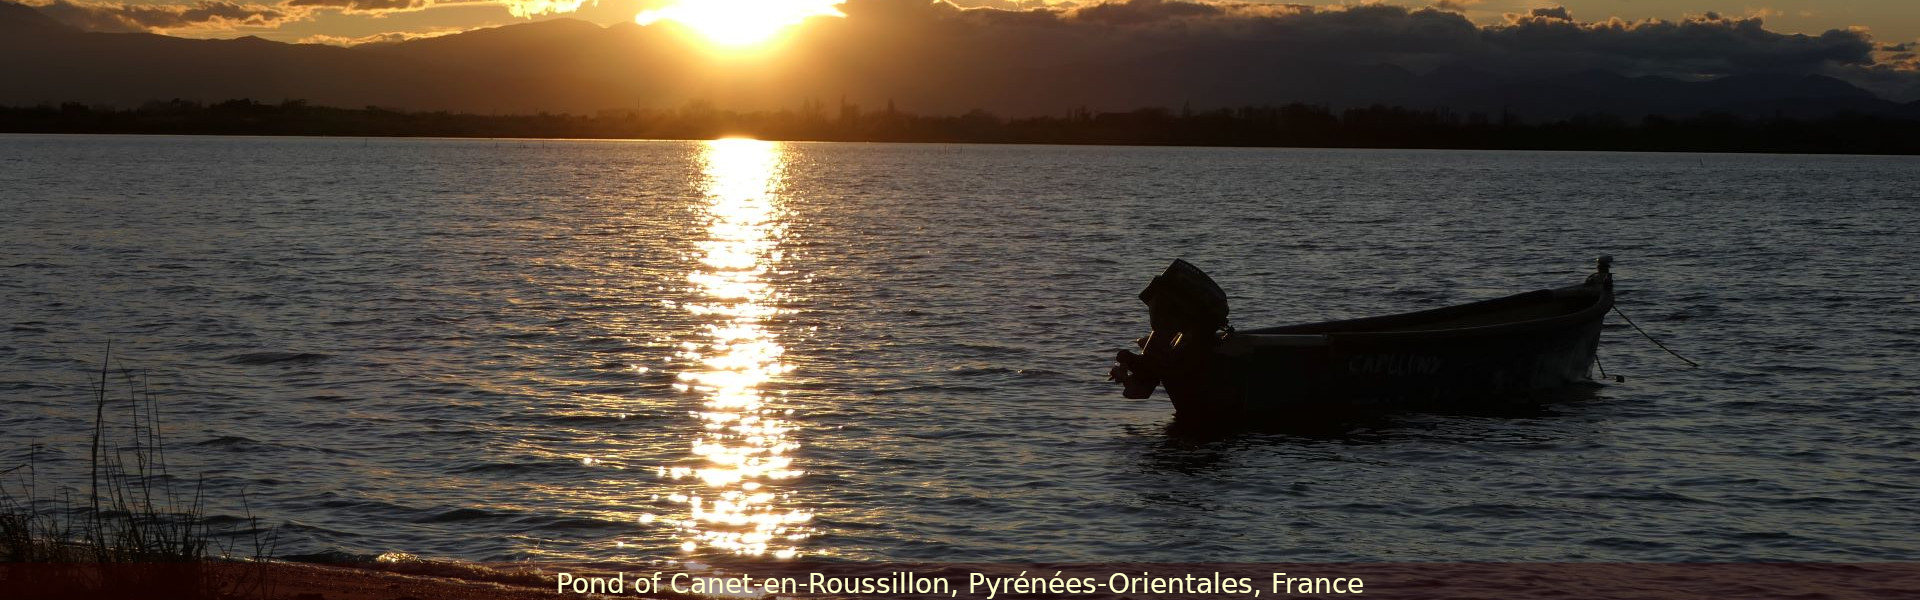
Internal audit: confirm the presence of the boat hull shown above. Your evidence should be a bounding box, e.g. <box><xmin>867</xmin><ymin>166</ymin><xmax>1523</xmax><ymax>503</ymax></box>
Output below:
<box><xmin>1162</xmin><ymin>282</ymin><xmax>1611</xmax><ymax>420</ymax></box>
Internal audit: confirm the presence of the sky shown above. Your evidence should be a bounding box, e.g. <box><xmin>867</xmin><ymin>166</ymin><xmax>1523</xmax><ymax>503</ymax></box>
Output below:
<box><xmin>21</xmin><ymin>0</ymin><xmax>1920</xmax><ymax>48</ymax></box>
<box><xmin>15</xmin><ymin>0</ymin><xmax>1919</xmax><ymax>108</ymax></box>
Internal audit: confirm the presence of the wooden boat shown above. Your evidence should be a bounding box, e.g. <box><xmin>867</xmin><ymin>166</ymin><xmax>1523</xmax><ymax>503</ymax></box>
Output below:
<box><xmin>1111</xmin><ymin>257</ymin><xmax>1615</xmax><ymax>419</ymax></box>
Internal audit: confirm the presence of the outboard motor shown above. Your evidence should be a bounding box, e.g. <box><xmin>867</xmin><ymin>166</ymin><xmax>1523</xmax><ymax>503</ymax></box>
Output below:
<box><xmin>1111</xmin><ymin>259</ymin><xmax>1230</xmax><ymax>399</ymax></box>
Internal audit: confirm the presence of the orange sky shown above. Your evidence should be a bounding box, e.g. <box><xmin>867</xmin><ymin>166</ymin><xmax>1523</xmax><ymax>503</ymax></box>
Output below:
<box><xmin>57</xmin><ymin>0</ymin><xmax>1920</xmax><ymax>48</ymax></box>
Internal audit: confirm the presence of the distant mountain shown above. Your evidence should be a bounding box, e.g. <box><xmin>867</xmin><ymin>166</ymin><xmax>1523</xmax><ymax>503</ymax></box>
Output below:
<box><xmin>0</xmin><ymin>8</ymin><xmax>648</xmax><ymax>112</ymax></box>
<box><xmin>2</xmin><ymin>1</ymin><xmax>1915</xmax><ymax>120</ymax></box>
<box><xmin>0</xmin><ymin>0</ymin><xmax>65</xmax><ymax>35</ymax></box>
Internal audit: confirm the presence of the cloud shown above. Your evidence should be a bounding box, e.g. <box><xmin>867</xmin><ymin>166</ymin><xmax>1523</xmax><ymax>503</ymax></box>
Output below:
<box><xmin>1478</xmin><ymin>8</ymin><xmax>1875</xmax><ymax>75</ymax></box>
<box><xmin>281</xmin><ymin>0</ymin><xmax>586</xmax><ymax>17</ymax></box>
<box><xmin>748</xmin><ymin>0</ymin><xmax>1914</xmax><ymax>114</ymax></box>
<box><xmin>31</xmin><ymin>0</ymin><xmax>593</xmax><ymax>30</ymax></box>
<box><xmin>1514</xmin><ymin>5</ymin><xmax>1571</xmax><ymax>22</ymax></box>
<box><xmin>27</xmin><ymin>0</ymin><xmax>310</xmax><ymax>32</ymax></box>
<box><xmin>945</xmin><ymin>0</ymin><xmax>1072</xmax><ymax>10</ymax></box>
<box><xmin>499</xmin><ymin>0</ymin><xmax>586</xmax><ymax>17</ymax></box>
<box><xmin>832</xmin><ymin>1</ymin><xmax>1881</xmax><ymax>77</ymax></box>
<box><xmin>1070</xmin><ymin>0</ymin><xmax>1217</xmax><ymax>25</ymax></box>
<box><xmin>282</xmin><ymin>0</ymin><xmax>425</xmax><ymax>13</ymax></box>
<box><xmin>1431</xmin><ymin>0</ymin><xmax>1478</xmax><ymax>12</ymax></box>
<box><xmin>297</xmin><ymin>27</ymin><xmax>463</xmax><ymax>44</ymax></box>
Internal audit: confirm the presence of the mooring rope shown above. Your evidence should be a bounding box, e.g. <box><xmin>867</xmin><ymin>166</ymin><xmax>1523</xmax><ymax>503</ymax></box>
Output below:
<box><xmin>1612</xmin><ymin>305</ymin><xmax>1700</xmax><ymax>367</ymax></box>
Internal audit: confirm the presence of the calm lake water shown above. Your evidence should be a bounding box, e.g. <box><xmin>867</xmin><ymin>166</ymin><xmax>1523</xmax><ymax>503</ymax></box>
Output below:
<box><xmin>2</xmin><ymin>134</ymin><xmax>1917</xmax><ymax>566</ymax></box>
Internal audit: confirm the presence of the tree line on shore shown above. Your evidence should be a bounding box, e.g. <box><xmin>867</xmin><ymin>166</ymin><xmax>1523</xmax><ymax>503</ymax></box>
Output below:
<box><xmin>5</xmin><ymin>98</ymin><xmax>1920</xmax><ymax>154</ymax></box>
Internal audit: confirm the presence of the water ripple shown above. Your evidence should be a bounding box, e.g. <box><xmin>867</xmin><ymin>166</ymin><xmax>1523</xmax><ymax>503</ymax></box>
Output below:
<box><xmin>2</xmin><ymin>136</ymin><xmax>1916</xmax><ymax>564</ymax></box>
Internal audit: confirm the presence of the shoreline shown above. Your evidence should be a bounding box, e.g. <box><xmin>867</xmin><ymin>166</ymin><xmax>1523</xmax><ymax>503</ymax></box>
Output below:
<box><xmin>250</xmin><ymin>560</ymin><xmax>560</xmax><ymax>600</ymax></box>
<box><xmin>13</xmin><ymin>558</ymin><xmax>1920</xmax><ymax>599</ymax></box>
<box><xmin>6</xmin><ymin>130</ymin><xmax>1920</xmax><ymax>158</ymax></box>
<box><xmin>8</xmin><ymin>99</ymin><xmax>1920</xmax><ymax>156</ymax></box>
<box><xmin>0</xmin><ymin>559</ymin><xmax>559</xmax><ymax>600</ymax></box>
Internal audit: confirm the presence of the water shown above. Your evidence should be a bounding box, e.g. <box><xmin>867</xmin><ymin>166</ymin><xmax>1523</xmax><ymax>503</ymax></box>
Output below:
<box><xmin>2</xmin><ymin>134</ymin><xmax>1917</xmax><ymax>566</ymax></box>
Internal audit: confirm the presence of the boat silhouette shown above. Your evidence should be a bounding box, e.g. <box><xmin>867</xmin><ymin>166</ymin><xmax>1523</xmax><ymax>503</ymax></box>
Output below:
<box><xmin>1112</xmin><ymin>257</ymin><xmax>1615</xmax><ymax>419</ymax></box>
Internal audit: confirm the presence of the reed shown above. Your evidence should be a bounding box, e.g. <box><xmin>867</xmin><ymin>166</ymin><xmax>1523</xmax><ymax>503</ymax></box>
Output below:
<box><xmin>1</xmin><ymin>344</ymin><xmax>277</xmax><ymax>597</ymax></box>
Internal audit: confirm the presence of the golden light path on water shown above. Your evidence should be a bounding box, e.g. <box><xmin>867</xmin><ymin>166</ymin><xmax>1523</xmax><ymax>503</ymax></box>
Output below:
<box><xmin>661</xmin><ymin>138</ymin><xmax>811</xmax><ymax>559</ymax></box>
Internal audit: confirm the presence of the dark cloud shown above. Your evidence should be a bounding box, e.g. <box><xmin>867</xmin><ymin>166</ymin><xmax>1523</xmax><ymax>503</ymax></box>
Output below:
<box><xmin>1207</xmin><ymin>4</ymin><xmax>1484</xmax><ymax>59</ymax></box>
<box><xmin>849</xmin><ymin>1</ymin><xmax>1880</xmax><ymax>77</ymax></box>
<box><xmin>1071</xmin><ymin>0</ymin><xmax>1218</xmax><ymax>25</ymax></box>
<box><xmin>746</xmin><ymin>0</ymin><xmax>1920</xmax><ymax>114</ymax></box>
<box><xmin>1480</xmin><ymin>9</ymin><xmax>1874</xmax><ymax>75</ymax></box>
<box><xmin>29</xmin><ymin>0</ymin><xmax>308</xmax><ymax>32</ymax></box>
<box><xmin>31</xmin><ymin>0</ymin><xmax>588</xmax><ymax>31</ymax></box>
<box><xmin>850</xmin><ymin>2</ymin><xmax>1884</xmax><ymax>83</ymax></box>
<box><xmin>1522</xmin><ymin>6</ymin><xmax>1572</xmax><ymax>22</ymax></box>
<box><xmin>283</xmin><ymin>0</ymin><xmax>426</xmax><ymax>13</ymax></box>
<box><xmin>947</xmin><ymin>0</ymin><xmax>1062</xmax><ymax>11</ymax></box>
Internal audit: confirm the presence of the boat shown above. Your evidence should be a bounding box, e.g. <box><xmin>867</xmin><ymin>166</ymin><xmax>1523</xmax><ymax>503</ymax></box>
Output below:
<box><xmin>1110</xmin><ymin>257</ymin><xmax>1615</xmax><ymax>419</ymax></box>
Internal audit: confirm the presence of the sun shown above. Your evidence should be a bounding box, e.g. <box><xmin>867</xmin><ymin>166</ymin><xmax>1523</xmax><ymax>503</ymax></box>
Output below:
<box><xmin>636</xmin><ymin>0</ymin><xmax>845</xmax><ymax>48</ymax></box>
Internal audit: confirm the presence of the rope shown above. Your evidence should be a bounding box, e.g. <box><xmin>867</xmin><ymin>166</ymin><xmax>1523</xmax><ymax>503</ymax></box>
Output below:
<box><xmin>1612</xmin><ymin>305</ymin><xmax>1699</xmax><ymax>367</ymax></box>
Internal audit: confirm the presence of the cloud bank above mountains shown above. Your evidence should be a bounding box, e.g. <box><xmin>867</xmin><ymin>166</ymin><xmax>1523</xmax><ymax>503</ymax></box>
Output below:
<box><xmin>21</xmin><ymin>0</ymin><xmax>583</xmax><ymax>33</ymax></box>
<box><xmin>6</xmin><ymin>0</ymin><xmax>1919</xmax><ymax>113</ymax></box>
<box><xmin>29</xmin><ymin>0</ymin><xmax>306</xmax><ymax>32</ymax></box>
<box><xmin>774</xmin><ymin>0</ymin><xmax>1915</xmax><ymax>105</ymax></box>
<box><xmin>832</xmin><ymin>1</ymin><xmax>1883</xmax><ymax>78</ymax></box>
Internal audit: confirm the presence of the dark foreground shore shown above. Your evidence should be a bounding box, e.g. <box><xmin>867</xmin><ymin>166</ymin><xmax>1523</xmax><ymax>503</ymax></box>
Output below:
<box><xmin>1</xmin><ymin>560</ymin><xmax>552</xmax><ymax>600</ymax></box>
<box><xmin>9</xmin><ymin>560</ymin><xmax>1920</xmax><ymax>599</ymax></box>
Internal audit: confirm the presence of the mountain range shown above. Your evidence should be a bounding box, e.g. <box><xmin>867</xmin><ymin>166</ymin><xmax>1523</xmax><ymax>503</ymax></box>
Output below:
<box><xmin>5</xmin><ymin>1</ymin><xmax>1918</xmax><ymax>120</ymax></box>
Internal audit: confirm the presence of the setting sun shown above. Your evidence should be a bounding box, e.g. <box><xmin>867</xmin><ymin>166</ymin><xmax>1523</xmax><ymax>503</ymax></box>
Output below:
<box><xmin>636</xmin><ymin>0</ymin><xmax>844</xmax><ymax>47</ymax></box>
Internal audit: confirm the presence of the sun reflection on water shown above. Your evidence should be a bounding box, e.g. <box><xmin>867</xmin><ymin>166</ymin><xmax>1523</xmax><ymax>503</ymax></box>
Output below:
<box><xmin>663</xmin><ymin>138</ymin><xmax>812</xmax><ymax>559</ymax></box>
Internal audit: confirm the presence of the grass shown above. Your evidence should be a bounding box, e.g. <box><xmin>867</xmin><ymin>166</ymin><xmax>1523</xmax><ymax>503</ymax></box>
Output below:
<box><xmin>1</xmin><ymin>343</ymin><xmax>276</xmax><ymax>598</ymax></box>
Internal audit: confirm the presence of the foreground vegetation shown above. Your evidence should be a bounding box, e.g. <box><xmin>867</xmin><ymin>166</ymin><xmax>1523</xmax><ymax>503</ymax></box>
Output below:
<box><xmin>1</xmin><ymin>346</ymin><xmax>272</xmax><ymax>598</ymax></box>
<box><xmin>5</xmin><ymin>99</ymin><xmax>1920</xmax><ymax>154</ymax></box>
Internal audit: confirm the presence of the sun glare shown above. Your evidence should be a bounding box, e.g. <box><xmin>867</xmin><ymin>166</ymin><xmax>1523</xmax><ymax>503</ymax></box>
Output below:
<box><xmin>636</xmin><ymin>0</ymin><xmax>844</xmax><ymax>48</ymax></box>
